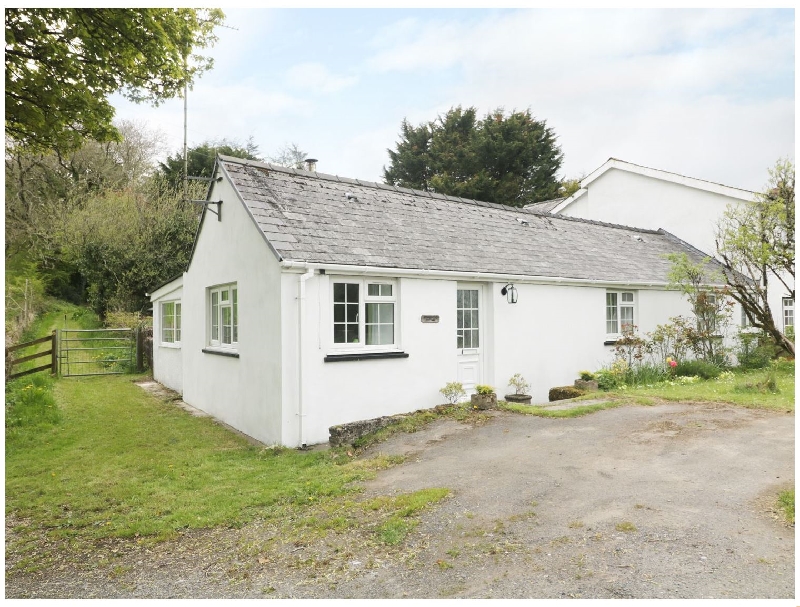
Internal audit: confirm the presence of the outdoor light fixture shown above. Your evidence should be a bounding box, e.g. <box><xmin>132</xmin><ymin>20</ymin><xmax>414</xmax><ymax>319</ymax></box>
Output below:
<box><xmin>500</xmin><ymin>283</ymin><xmax>518</xmax><ymax>304</ymax></box>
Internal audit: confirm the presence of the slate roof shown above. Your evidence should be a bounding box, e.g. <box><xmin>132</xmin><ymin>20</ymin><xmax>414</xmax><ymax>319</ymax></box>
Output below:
<box><xmin>217</xmin><ymin>155</ymin><xmax>725</xmax><ymax>285</ymax></box>
<box><xmin>523</xmin><ymin>197</ymin><xmax>566</xmax><ymax>214</ymax></box>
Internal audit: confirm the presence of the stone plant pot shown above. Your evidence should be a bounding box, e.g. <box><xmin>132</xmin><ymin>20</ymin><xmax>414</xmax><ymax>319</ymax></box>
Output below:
<box><xmin>504</xmin><ymin>393</ymin><xmax>532</xmax><ymax>404</ymax></box>
<box><xmin>470</xmin><ymin>392</ymin><xmax>497</xmax><ymax>410</ymax></box>
<box><xmin>574</xmin><ymin>379</ymin><xmax>599</xmax><ymax>391</ymax></box>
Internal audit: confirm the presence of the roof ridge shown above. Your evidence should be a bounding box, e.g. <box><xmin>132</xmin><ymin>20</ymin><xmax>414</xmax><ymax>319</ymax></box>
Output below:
<box><xmin>603</xmin><ymin>157</ymin><xmax>756</xmax><ymax>194</ymax></box>
<box><xmin>219</xmin><ymin>154</ymin><xmax>668</xmax><ymax>236</ymax></box>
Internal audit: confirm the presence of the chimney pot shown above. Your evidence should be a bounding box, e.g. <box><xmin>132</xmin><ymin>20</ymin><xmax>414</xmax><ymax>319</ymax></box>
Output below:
<box><xmin>305</xmin><ymin>158</ymin><xmax>318</xmax><ymax>172</ymax></box>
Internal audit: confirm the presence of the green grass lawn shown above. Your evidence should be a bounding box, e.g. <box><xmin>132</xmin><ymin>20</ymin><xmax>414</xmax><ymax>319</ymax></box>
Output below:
<box><xmin>6</xmin><ymin>374</ymin><xmax>451</xmax><ymax>571</ymax></box>
<box><xmin>601</xmin><ymin>363</ymin><xmax>795</xmax><ymax>412</ymax></box>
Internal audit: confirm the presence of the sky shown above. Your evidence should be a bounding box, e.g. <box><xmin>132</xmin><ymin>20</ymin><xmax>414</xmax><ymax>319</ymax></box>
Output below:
<box><xmin>111</xmin><ymin>8</ymin><xmax>795</xmax><ymax>193</ymax></box>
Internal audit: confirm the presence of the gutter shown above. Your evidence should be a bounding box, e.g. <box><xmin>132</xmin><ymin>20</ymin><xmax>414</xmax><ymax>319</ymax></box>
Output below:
<box><xmin>297</xmin><ymin>268</ymin><xmax>314</xmax><ymax>448</ymax></box>
<box><xmin>279</xmin><ymin>260</ymin><xmax>676</xmax><ymax>290</ymax></box>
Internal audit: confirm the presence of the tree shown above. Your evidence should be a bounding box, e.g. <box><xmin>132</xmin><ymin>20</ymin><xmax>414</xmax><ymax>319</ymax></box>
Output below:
<box><xmin>383</xmin><ymin>106</ymin><xmax>563</xmax><ymax>207</ymax></box>
<box><xmin>158</xmin><ymin>138</ymin><xmax>261</xmax><ymax>188</ymax></box>
<box><xmin>60</xmin><ymin>176</ymin><xmax>203</xmax><ymax>314</ymax></box>
<box><xmin>5</xmin><ymin>8</ymin><xmax>224</xmax><ymax>153</ymax></box>
<box><xmin>715</xmin><ymin>159</ymin><xmax>795</xmax><ymax>356</ymax></box>
<box><xmin>666</xmin><ymin>253</ymin><xmax>734</xmax><ymax>364</ymax></box>
<box><xmin>6</xmin><ymin>121</ymin><xmax>186</xmax><ymax>307</ymax></box>
<box><xmin>268</xmin><ymin>142</ymin><xmax>308</xmax><ymax>169</ymax></box>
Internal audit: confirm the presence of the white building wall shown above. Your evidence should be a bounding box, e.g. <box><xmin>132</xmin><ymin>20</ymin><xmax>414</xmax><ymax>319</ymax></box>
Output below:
<box><xmin>490</xmin><ymin>284</ymin><xmax>695</xmax><ymax>404</ymax></box>
<box><xmin>282</xmin><ymin>274</ymin><xmax>463</xmax><ymax>447</ymax></box>
<box><xmin>559</xmin><ymin>168</ymin><xmax>735</xmax><ymax>257</ymax></box>
<box><xmin>180</xmin><ymin>175</ymin><xmax>283</xmax><ymax>445</ymax></box>
<box><xmin>151</xmin><ymin>280</ymin><xmax>184</xmax><ymax>393</ymax></box>
<box><xmin>282</xmin><ymin>273</ymin><xmax>706</xmax><ymax>446</ymax></box>
<box><xmin>558</xmin><ymin>168</ymin><xmax>793</xmax><ymax>333</ymax></box>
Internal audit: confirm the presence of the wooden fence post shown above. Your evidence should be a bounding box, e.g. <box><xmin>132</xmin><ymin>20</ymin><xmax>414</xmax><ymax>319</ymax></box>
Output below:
<box><xmin>51</xmin><ymin>330</ymin><xmax>58</xmax><ymax>376</ymax></box>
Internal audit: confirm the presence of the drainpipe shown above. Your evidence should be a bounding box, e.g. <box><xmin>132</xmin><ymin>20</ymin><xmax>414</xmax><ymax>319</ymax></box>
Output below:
<box><xmin>297</xmin><ymin>268</ymin><xmax>314</xmax><ymax>448</ymax></box>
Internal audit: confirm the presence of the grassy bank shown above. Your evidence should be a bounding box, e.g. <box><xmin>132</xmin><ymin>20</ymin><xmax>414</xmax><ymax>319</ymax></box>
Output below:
<box><xmin>600</xmin><ymin>362</ymin><xmax>795</xmax><ymax>412</ymax></box>
<box><xmin>6</xmin><ymin>375</ymin><xmax>452</xmax><ymax>572</ymax></box>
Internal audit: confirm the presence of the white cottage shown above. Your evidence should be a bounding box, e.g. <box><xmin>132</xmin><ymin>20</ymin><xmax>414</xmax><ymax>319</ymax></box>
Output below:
<box><xmin>527</xmin><ymin>158</ymin><xmax>794</xmax><ymax>332</ymax></box>
<box><xmin>150</xmin><ymin>155</ymin><xmax>732</xmax><ymax>447</ymax></box>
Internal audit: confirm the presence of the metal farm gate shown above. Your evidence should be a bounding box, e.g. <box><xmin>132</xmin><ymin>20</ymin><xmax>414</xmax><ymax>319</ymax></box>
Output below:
<box><xmin>59</xmin><ymin>328</ymin><xmax>135</xmax><ymax>377</ymax></box>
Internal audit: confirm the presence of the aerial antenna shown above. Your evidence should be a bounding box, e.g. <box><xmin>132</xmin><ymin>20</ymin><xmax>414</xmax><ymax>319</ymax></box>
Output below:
<box><xmin>182</xmin><ymin>18</ymin><xmax>239</xmax><ymax>220</ymax></box>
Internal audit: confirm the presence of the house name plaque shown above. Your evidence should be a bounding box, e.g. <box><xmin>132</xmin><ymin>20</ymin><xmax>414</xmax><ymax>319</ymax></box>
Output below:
<box><xmin>420</xmin><ymin>315</ymin><xmax>440</xmax><ymax>323</ymax></box>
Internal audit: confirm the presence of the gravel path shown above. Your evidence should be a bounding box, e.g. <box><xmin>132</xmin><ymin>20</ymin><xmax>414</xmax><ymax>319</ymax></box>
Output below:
<box><xmin>6</xmin><ymin>402</ymin><xmax>794</xmax><ymax>599</ymax></box>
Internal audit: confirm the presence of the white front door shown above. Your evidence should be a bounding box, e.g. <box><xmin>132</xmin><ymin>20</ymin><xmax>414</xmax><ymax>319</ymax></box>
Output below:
<box><xmin>456</xmin><ymin>285</ymin><xmax>482</xmax><ymax>393</ymax></box>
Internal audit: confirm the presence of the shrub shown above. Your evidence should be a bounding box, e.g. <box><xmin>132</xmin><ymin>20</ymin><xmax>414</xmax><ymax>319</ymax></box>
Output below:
<box><xmin>439</xmin><ymin>382</ymin><xmax>465</xmax><ymax>405</ymax></box>
<box><xmin>674</xmin><ymin>359</ymin><xmax>721</xmax><ymax>380</ymax></box>
<box><xmin>507</xmin><ymin>373</ymin><xmax>530</xmax><ymax>395</ymax></box>
<box><xmin>548</xmin><ymin>386</ymin><xmax>585</xmax><ymax>401</ymax></box>
<box><xmin>578</xmin><ymin>370</ymin><xmax>596</xmax><ymax>381</ymax></box>
<box><xmin>475</xmin><ymin>384</ymin><xmax>495</xmax><ymax>395</ymax></box>
<box><xmin>736</xmin><ymin>331</ymin><xmax>775</xmax><ymax>370</ymax></box>
<box><xmin>595</xmin><ymin>369</ymin><xmax>618</xmax><ymax>391</ymax></box>
<box><xmin>613</xmin><ymin>324</ymin><xmax>650</xmax><ymax>368</ymax></box>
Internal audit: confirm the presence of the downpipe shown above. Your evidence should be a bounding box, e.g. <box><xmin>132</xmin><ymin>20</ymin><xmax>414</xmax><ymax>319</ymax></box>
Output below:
<box><xmin>297</xmin><ymin>268</ymin><xmax>314</xmax><ymax>448</ymax></box>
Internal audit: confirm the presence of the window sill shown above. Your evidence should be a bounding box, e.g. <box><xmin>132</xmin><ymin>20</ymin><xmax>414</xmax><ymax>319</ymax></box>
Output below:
<box><xmin>202</xmin><ymin>347</ymin><xmax>239</xmax><ymax>358</ymax></box>
<box><xmin>159</xmin><ymin>342</ymin><xmax>181</xmax><ymax>349</ymax></box>
<box><xmin>324</xmin><ymin>351</ymin><xmax>409</xmax><ymax>363</ymax></box>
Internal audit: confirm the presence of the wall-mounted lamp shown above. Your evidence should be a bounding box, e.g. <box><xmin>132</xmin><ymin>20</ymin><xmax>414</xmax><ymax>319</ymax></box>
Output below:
<box><xmin>500</xmin><ymin>283</ymin><xmax>518</xmax><ymax>304</ymax></box>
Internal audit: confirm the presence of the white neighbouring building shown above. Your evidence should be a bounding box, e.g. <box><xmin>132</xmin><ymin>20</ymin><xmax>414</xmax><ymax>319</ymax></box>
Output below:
<box><xmin>150</xmin><ymin>155</ymin><xmax>739</xmax><ymax>448</ymax></box>
<box><xmin>527</xmin><ymin>158</ymin><xmax>795</xmax><ymax>334</ymax></box>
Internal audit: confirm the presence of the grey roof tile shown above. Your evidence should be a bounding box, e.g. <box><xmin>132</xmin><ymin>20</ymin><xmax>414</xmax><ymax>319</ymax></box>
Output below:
<box><xmin>219</xmin><ymin>156</ymin><xmax>725</xmax><ymax>284</ymax></box>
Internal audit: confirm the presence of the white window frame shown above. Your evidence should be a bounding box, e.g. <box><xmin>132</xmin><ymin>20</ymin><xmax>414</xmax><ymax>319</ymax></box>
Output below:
<box><xmin>330</xmin><ymin>278</ymin><xmax>398</xmax><ymax>352</ymax></box>
<box><xmin>606</xmin><ymin>290</ymin><xmax>636</xmax><ymax>337</ymax></box>
<box><xmin>783</xmin><ymin>297</ymin><xmax>794</xmax><ymax>331</ymax></box>
<box><xmin>208</xmin><ymin>283</ymin><xmax>238</xmax><ymax>350</ymax></box>
<box><xmin>160</xmin><ymin>300</ymin><xmax>181</xmax><ymax>346</ymax></box>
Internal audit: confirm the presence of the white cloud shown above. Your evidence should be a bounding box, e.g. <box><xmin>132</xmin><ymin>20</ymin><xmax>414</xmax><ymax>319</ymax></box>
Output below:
<box><xmin>110</xmin><ymin>9</ymin><xmax>793</xmax><ymax>191</ymax></box>
<box><xmin>285</xmin><ymin>62</ymin><xmax>358</xmax><ymax>94</ymax></box>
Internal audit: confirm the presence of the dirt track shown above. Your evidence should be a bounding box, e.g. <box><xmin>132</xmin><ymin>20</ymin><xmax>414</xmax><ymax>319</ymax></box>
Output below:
<box><xmin>5</xmin><ymin>402</ymin><xmax>794</xmax><ymax>599</ymax></box>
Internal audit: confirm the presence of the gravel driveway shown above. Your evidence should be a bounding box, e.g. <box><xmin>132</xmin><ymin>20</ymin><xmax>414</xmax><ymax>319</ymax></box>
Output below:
<box><xmin>6</xmin><ymin>401</ymin><xmax>794</xmax><ymax>599</ymax></box>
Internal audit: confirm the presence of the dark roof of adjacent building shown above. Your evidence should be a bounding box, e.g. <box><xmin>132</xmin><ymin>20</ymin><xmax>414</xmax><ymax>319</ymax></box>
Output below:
<box><xmin>216</xmin><ymin>155</ymin><xmax>726</xmax><ymax>285</ymax></box>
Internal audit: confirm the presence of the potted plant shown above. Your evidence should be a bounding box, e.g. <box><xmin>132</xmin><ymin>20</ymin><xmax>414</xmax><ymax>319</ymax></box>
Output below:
<box><xmin>574</xmin><ymin>370</ymin><xmax>599</xmax><ymax>391</ymax></box>
<box><xmin>470</xmin><ymin>384</ymin><xmax>497</xmax><ymax>410</ymax></box>
<box><xmin>504</xmin><ymin>373</ymin><xmax>532</xmax><ymax>404</ymax></box>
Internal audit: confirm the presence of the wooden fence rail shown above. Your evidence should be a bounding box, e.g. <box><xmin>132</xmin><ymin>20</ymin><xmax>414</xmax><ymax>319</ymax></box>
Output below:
<box><xmin>5</xmin><ymin>331</ymin><xmax>57</xmax><ymax>381</ymax></box>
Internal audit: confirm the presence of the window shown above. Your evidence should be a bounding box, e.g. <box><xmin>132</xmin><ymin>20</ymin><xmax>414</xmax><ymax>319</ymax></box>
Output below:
<box><xmin>457</xmin><ymin>288</ymin><xmax>479</xmax><ymax>349</ymax></box>
<box><xmin>161</xmin><ymin>301</ymin><xmax>181</xmax><ymax>344</ymax></box>
<box><xmin>783</xmin><ymin>298</ymin><xmax>794</xmax><ymax>331</ymax></box>
<box><xmin>332</xmin><ymin>279</ymin><xmax>396</xmax><ymax>348</ymax></box>
<box><xmin>209</xmin><ymin>284</ymin><xmax>238</xmax><ymax>349</ymax></box>
<box><xmin>606</xmin><ymin>291</ymin><xmax>635</xmax><ymax>336</ymax></box>
<box><xmin>741</xmin><ymin>305</ymin><xmax>751</xmax><ymax>328</ymax></box>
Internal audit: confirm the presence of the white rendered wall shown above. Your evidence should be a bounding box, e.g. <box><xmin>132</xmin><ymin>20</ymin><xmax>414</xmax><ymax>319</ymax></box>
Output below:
<box><xmin>180</xmin><ymin>175</ymin><xmax>283</xmax><ymax>445</ymax></box>
<box><xmin>151</xmin><ymin>281</ymin><xmax>184</xmax><ymax>393</ymax></box>
<box><xmin>490</xmin><ymin>284</ymin><xmax>694</xmax><ymax>404</ymax></box>
<box><xmin>281</xmin><ymin>274</ymin><xmax>706</xmax><ymax>445</ymax></box>
<box><xmin>559</xmin><ymin>169</ymin><xmax>740</xmax><ymax>258</ymax></box>
<box><xmin>282</xmin><ymin>274</ymin><xmax>466</xmax><ymax>447</ymax></box>
<box><xmin>558</xmin><ymin>168</ymin><xmax>792</xmax><ymax>334</ymax></box>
